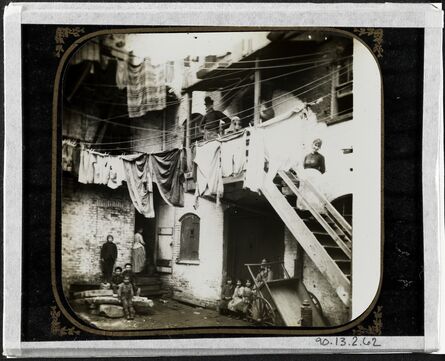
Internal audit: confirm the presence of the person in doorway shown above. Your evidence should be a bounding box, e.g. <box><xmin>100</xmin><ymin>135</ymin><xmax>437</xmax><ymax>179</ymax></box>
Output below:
<box><xmin>118</xmin><ymin>275</ymin><xmax>136</xmax><ymax>320</ymax></box>
<box><xmin>218</xmin><ymin>278</ymin><xmax>235</xmax><ymax>315</ymax></box>
<box><xmin>111</xmin><ymin>266</ymin><xmax>124</xmax><ymax>294</ymax></box>
<box><xmin>132</xmin><ymin>228</ymin><xmax>146</xmax><ymax>274</ymax></box>
<box><xmin>100</xmin><ymin>235</ymin><xmax>118</xmax><ymax>283</ymax></box>
<box><xmin>303</xmin><ymin>138</ymin><xmax>326</xmax><ymax>174</ymax></box>
<box><xmin>200</xmin><ymin>96</ymin><xmax>231</xmax><ymax>140</ymax></box>
<box><xmin>122</xmin><ymin>263</ymin><xmax>141</xmax><ymax>296</ymax></box>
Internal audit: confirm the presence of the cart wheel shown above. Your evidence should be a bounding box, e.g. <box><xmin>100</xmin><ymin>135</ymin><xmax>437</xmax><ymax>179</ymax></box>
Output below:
<box><xmin>248</xmin><ymin>296</ymin><xmax>276</xmax><ymax>326</ymax></box>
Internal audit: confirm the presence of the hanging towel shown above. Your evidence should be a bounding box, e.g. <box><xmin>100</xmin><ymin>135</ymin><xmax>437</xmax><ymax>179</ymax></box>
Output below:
<box><xmin>107</xmin><ymin>156</ymin><xmax>126</xmax><ymax>189</ymax></box>
<box><xmin>150</xmin><ymin>148</ymin><xmax>186</xmax><ymax>207</ymax></box>
<box><xmin>220</xmin><ymin>131</ymin><xmax>247</xmax><ymax>177</ymax></box>
<box><xmin>116</xmin><ymin>60</ymin><xmax>128</xmax><ymax>90</ymax></box>
<box><xmin>78</xmin><ymin>149</ymin><xmax>97</xmax><ymax>184</ymax></box>
<box><xmin>122</xmin><ymin>154</ymin><xmax>155</xmax><ymax>218</ymax></box>
<box><xmin>127</xmin><ymin>58</ymin><xmax>166</xmax><ymax>118</ymax></box>
<box><xmin>194</xmin><ymin>141</ymin><xmax>223</xmax><ymax>200</ymax></box>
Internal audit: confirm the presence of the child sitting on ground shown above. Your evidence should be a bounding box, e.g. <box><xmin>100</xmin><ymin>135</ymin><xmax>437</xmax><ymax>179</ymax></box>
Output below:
<box><xmin>122</xmin><ymin>263</ymin><xmax>141</xmax><ymax>296</ymax></box>
<box><xmin>111</xmin><ymin>266</ymin><xmax>124</xmax><ymax>294</ymax></box>
<box><xmin>118</xmin><ymin>275</ymin><xmax>136</xmax><ymax>320</ymax></box>
<box><xmin>218</xmin><ymin>278</ymin><xmax>235</xmax><ymax>315</ymax></box>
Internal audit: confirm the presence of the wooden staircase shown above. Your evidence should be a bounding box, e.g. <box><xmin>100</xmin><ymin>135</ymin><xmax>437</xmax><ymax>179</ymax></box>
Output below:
<box><xmin>260</xmin><ymin>170</ymin><xmax>352</xmax><ymax>307</ymax></box>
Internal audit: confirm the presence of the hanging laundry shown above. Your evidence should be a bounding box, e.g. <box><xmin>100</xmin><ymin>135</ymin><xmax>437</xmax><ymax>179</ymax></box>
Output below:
<box><xmin>150</xmin><ymin>148</ymin><xmax>186</xmax><ymax>207</ymax></box>
<box><xmin>78</xmin><ymin>148</ymin><xmax>97</xmax><ymax>184</ymax></box>
<box><xmin>244</xmin><ymin>108</ymin><xmax>310</xmax><ymax>192</ymax></box>
<box><xmin>107</xmin><ymin>156</ymin><xmax>126</xmax><ymax>189</ymax></box>
<box><xmin>62</xmin><ymin>139</ymin><xmax>75</xmax><ymax>172</ymax></box>
<box><xmin>220</xmin><ymin>130</ymin><xmax>247</xmax><ymax>178</ymax></box>
<box><xmin>71</xmin><ymin>144</ymin><xmax>81</xmax><ymax>178</ymax></box>
<box><xmin>194</xmin><ymin>141</ymin><xmax>224</xmax><ymax>202</ymax></box>
<box><xmin>127</xmin><ymin>58</ymin><xmax>166</xmax><ymax>118</ymax></box>
<box><xmin>116</xmin><ymin>60</ymin><xmax>128</xmax><ymax>90</ymax></box>
<box><xmin>122</xmin><ymin>154</ymin><xmax>155</xmax><ymax>218</ymax></box>
<box><xmin>93</xmin><ymin>154</ymin><xmax>111</xmax><ymax>185</ymax></box>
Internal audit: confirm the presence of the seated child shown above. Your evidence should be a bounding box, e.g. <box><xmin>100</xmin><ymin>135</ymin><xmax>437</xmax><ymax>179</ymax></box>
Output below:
<box><xmin>111</xmin><ymin>266</ymin><xmax>124</xmax><ymax>294</ymax></box>
<box><xmin>118</xmin><ymin>275</ymin><xmax>135</xmax><ymax>320</ymax></box>
<box><xmin>228</xmin><ymin>280</ymin><xmax>244</xmax><ymax>313</ymax></box>
<box><xmin>122</xmin><ymin>263</ymin><xmax>141</xmax><ymax>296</ymax></box>
<box><xmin>218</xmin><ymin>278</ymin><xmax>234</xmax><ymax>315</ymax></box>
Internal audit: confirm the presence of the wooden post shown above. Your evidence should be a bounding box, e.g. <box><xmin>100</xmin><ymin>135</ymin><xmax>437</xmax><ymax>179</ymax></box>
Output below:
<box><xmin>253</xmin><ymin>58</ymin><xmax>261</xmax><ymax>125</ymax></box>
<box><xmin>185</xmin><ymin>92</ymin><xmax>192</xmax><ymax>149</ymax></box>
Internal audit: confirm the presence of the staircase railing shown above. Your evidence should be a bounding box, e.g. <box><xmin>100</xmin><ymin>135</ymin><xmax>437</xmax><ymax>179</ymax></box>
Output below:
<box><xmin>278</xmin><ymin>170</ymin><xmax>351</xmax><ymax>259</ymax></box>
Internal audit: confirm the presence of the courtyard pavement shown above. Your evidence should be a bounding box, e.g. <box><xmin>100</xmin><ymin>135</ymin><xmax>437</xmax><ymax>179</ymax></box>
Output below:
<box><xmin>77</xmin><ymin>298</ymin><xmax>251</xmax><ymax>330</ymax></box>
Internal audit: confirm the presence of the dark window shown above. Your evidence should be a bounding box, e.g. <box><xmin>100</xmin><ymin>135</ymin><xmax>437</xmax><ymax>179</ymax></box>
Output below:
<box><xmin>179</xmin><ymin>213</ymin><xmax>200</xmax><ymax>261</ymax></box>
<box><xmin>328</xmin><ymin>58</ymin><xmax>353</xmax><ymax>125</ymax></box>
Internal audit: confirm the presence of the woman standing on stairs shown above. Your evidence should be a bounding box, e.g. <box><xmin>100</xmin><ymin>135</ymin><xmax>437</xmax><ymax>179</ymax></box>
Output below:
<box><xmin>303</xmin><ymin>138</ymin><xmax>326</xmax><ymax>174</ymax></box>
<box><xmin>296</xmin><ymin>138</ymin><xmax>327</xmax><ymax>214</ymax></box>
<box><xmin>132</xmin><ymin>228</ymin><xmax>146</xmax><ymax>274</ymax></box>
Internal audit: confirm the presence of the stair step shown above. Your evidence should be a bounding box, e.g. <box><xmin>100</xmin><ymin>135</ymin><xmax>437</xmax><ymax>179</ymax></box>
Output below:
<box><xmin>324</xmin><ymin>246</ymin><xmax>349</xmax><ymax>261</ymax></box>
<box><xmin>335</xmin><ymin>260</ymin><xmax>351</xmax><ymax>274</ymax></box>
<box><xmin>315</xmin><ymin>235</ymin><xmax>339</xmax><ymax>247</ymax></box>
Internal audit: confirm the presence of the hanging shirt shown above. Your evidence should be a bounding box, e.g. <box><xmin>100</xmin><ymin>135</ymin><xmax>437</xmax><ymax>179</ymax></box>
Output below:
<box><xmin>150</xmin><ymin>148</ymin><xmax>186</xmax><ymax>207</ymax></box>
<box><xmin>122</xmin><ymin>153</ymin><xmax>155</xmax><ymax>218</ymax></box>
<box><xmin>107</xmin><ymin>156</ymin><xmax>126</xmax><ymax>189</ymax></box>
<box><xmin>93</xmin><ymin>155</ymin><xmax>111</xmax><ymax>185</ymax></box>
<box><xmin>220</xmin><ymin>131</ymin><xmax>247</xmax><ymax>177</ymax></box>
<box><xmin>78</xmin><ymin>149</ymin><xmax>97</xmax><ymax>184</ymax></box>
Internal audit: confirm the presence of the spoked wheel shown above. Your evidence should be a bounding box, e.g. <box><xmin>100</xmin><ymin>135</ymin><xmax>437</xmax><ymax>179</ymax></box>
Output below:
<box><xmin>248</xmin><ymin>295</ymin><xmax>276</xmax><ymax>326</ymax></box>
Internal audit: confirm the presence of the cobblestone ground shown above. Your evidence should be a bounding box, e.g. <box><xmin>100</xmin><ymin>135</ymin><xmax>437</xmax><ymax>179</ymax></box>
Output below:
<box><xmin>78</xmin><ymin>298</ymin><xmax>252</xmax><ymax>330</ymax></box>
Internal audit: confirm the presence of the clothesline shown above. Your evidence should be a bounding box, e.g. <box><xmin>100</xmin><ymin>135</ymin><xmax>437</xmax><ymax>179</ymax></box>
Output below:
<box><xmin>80</xmin><ymin>56</ymin><xmax>340</xmax><ymax>91</ymax></box>
<box><xmin>76</xmin><ymin>63</ymin><xmax>350</xmax><ymax>145</ymax></box>
<box><xmin>64</xmin><ymin>68</ymin><xmax>344</xmax><ymax>149</ymax></box>
<box><xmin>73</xmin><ymin>55</ymin><xmax>351</xmax><ymax>109</ymax></box>
<box><xmin>66</xmin><ymin>61</ymin><xmax>351</xmax><ymax>137</ymax></box>
<box><xmin>75</xmin><ymin>91</ymin><xmax>334</xmax><ymax>152</ymax></box>
<box><xmin>62</xmin><ymin>140</ymin><xmax>188</xmax><ymax>218</ymax></box>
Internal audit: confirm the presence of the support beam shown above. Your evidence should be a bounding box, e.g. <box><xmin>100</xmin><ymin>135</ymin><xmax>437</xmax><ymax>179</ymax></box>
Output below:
<box><xmin>185</xmin><ymin>92</ymin><xmax>192</xmax><ymax>149</ymax></box>
<box><xmin>253</xmin><ymin>58</ymin><xmax>261</xmax><ymax>125</ymax></box>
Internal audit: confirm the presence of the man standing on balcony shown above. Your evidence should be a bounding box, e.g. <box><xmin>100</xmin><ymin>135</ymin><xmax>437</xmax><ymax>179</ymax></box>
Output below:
<box><xmin>200</xmin><ymin>96</ymin><xmax>231</xmax><ymax>140</ymax></box>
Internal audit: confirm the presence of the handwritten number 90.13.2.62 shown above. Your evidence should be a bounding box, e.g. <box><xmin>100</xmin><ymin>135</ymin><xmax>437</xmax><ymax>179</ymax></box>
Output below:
<box><xmin>314</xmin><ymin>336</ymin><xmax>382</xmax><ymax>347</ymax></box>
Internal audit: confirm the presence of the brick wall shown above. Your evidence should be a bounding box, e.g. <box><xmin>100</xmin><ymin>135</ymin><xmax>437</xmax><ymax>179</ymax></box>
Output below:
<box><xmin>156</xmin><ymin>193</ymin><xmax>225</xmax><ymax>308</ymax></box>
<box><xmin>283</xmin><ymin>228</ymin><xmax>349</xmax><ymax>326</ymax></box>
<box><xmin>61</xmin><ymin>175</ymin><xmax>135</xmax><ymax>295</ymax></box>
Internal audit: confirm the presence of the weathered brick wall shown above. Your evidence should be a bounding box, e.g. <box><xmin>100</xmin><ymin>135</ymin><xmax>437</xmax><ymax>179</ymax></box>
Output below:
<box><xmin>61</xmin><ymin>175</ymin><xmax>135</xmax><ymax>295</ymax></box>
<box><xmin>283</xmin><ymin>228</ymin><xmax>349</xmax><ymax>326</ymax></box>
<box><xmin>156</xmin><ymin>193</ymin><xmax>225</xmax><ymax>308</ymax></box>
